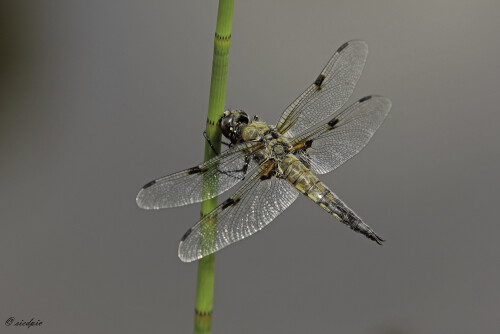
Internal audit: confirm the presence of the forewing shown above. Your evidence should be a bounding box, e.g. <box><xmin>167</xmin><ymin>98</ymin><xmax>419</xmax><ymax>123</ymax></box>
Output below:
<box><xmin>136</xmin><ymin>142</ymin><xmax>261</xmax><ymax>209</ymax></box>
<box><xmin>276</xmin><ymin>40</ymin><xmax>368</xmax><ymax>138</ymax></box>
<box><xmin>178</xmin><ymin>163</ymin><xmax>299</xmax><ymax>262</ymax></box>
<box><xmin>292</xmin><ymin>95</ymin><xmax>391</xmax><ymax>174</ymax></box>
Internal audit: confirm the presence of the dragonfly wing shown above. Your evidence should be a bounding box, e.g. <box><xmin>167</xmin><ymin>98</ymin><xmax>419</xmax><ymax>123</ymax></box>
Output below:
<box><xmin>178</xmin><ymin>161</ymin><xmax>299</xmax><ymax>262</ymax></box>
<box><xmin>136</xmin><ymin>142</ymin><xmax>260</xmax><ymax>209</ymax></box>
<box><xmin>292</xmin><ymin>95</ymin><xmax>391</xmax><ymax>174</ymax></box>
<box><xmin>276</xmin><ymin>40</ymin><xmax>368</xmax><ymax>138</ymax></box>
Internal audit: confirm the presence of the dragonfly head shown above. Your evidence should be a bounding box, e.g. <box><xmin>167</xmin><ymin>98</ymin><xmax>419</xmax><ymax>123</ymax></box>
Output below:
<box><xmin>219</xmin><ymin>110</ymin><xmax>250</xmax><ymax>144</ymax></box>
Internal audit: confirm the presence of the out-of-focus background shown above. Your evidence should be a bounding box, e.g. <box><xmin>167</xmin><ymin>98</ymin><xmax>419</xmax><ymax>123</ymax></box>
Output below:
<box><xmin>1</xmin><ymin>1</ymin><xmax>499</xmax><ymax>333</ymax></box>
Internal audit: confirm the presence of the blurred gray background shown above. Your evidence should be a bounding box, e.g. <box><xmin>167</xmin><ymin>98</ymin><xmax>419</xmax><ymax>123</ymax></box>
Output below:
<box><xmin>1</xmin><ymin>1</ymin><xmax>499</xmax><ymax>333</ymax></box>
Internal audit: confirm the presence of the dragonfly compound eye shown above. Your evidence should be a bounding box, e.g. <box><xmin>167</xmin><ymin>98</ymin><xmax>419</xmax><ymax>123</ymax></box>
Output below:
<box><xmin>220</xmin><ymin>111</ymin><xmax>237</xmax><ymax>141</ymax></box>
<box><xmin>236</xmin><ymin>111</ymin><xmax>249</xmax><ymax>125</ymax></box>
<box><xmin>220</xmin><ymin>110</ymin><xmax>250</xmax><ymax>143</ymax></box>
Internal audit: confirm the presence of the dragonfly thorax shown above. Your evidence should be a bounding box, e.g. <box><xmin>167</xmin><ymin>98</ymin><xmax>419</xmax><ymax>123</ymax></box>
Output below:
<box><xmin>241</xmin><ymin>123</ymin><xmax>293</xmax><ymax>164</ymax></box>
<box><xmin>267</xmin><ymin>137</ymin><xmax>293</xmax><ymax>161</ymax></box>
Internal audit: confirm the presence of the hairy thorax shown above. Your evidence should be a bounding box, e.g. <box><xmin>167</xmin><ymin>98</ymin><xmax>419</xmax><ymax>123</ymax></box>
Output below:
<box><xmin>241</xmin><ymin>122</ymin><xmax>293</xmax><ymax>164</ymax></box>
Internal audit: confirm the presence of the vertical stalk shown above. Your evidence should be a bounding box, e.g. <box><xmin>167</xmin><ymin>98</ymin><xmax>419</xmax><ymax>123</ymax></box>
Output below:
<box><xmin>194</xmin><ymin>1</ymin><xmax>234</xmax><ymax>333</ymax></box>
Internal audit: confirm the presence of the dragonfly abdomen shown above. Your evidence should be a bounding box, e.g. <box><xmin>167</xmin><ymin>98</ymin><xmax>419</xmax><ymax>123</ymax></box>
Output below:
<box><xmin>281</xmin><ymin>156</ymin><xmax>335</xmax><ymax>207</ymax></box>
<box><xmin>280</xmin><ymin>154</ymin><xmax>384</xmax><ymax>245</ymax></box>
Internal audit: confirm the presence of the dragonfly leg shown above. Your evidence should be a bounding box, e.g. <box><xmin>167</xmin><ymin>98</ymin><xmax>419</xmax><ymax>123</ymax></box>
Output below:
<box><xmin>218</xmin><ymin>156</ymin><xmax>251</xmax><ymax>181</ymax></box>
<box><xmin>203</xmin><ymin>131</ymin><xmax>231</xmax><ymax>155</ymax></box>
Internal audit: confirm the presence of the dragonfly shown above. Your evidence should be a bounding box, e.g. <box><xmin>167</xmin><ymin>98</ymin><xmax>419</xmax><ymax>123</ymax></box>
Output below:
<box><xmin>136</xmin><ymin>40</ymin><xmax>391</xmax><ymax>262</ymax></box>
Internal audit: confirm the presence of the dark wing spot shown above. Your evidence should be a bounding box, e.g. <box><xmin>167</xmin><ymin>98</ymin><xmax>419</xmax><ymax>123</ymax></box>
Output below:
<box><xmin>221</xmin><ymin>197</ymin><xmax>240</xmax><ymax>210</ymax></box>
<box><xmin>187</xmin><ymin>166</ymin><xmax>204</xmax><ymax>175</ymax></box>
<box><xmin>221</xmin><ymin>198</ymin><xmax>234</xmax><ymax>210</ymax></box>
<box><xmin>181</xmin><ymin>227</ymin><xmax>193</xmax><ymax>242</ymax></box>
<box><xmin>327</xmin><ymin>118</ymin><xmax>339</xmax><ymax>128</ymax></box>
<box><xmin>305</xmin><ymin>140</ymin><xmax>313</xmax><ymax>149</ymax></box>
<box><xmin>314</xmin><ymin>74</ymin><xmax>326</xmax><ymax>89</ymax></box>
<box><xmin>359</xmin><ymin>95</ymin><xmax>372</xmax><ymax>103</ymax></box>
<box><xmin>260</xmin><ymin>172</ymin><xmax>274</xmax><ymax>181</ymax></box>
<box><xmin>142</xmin><ymin>180</ymin><xmax>157</xmax><ymax>189</ymax></box>
<box><xmin>337</xmin><ymin>41</ymin><xmax>349</xmax><ymax>53</ymax></box>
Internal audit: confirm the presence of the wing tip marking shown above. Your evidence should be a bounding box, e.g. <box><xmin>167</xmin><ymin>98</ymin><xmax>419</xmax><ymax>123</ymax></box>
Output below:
<box><xmin>180</xmin><ymin>227</ymin><xmax>193</xmax><ymax>242</ymax></box>
<box><xmin>359</xmin><ymin>95</ymin><xmax>373</xmax><ymax>103</ymax></box>
<box><xmin>142</xmin><ymin>180</ymin><xmax>157</xmax><ymax>189</ymax></box>
<box><xmin>313</xmin><ymin>74</ymin><xmax>326</xmax><ymax>89</ymax></box>
<box><xmin>337</xmin><ymin>41</ymin><xmax>349</xmax><ymax>53</ymax></box>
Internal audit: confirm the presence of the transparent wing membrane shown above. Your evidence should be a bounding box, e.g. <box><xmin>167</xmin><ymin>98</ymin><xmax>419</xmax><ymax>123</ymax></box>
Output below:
<box><xmin>292</xmin><ymin>96</ymin><xmax>392</xmax><ymax>174</ymax></box>
<box><xmin>136</xmin><ymin>142</ymin><xmax>260</xmax><ymax>209</ymax></box>
<box><xmin>276</xmin><ymin>40</ymin><xmax>368</xmax><ymax>138</ymax></box>
<box><xmin>178</xmin><ymin>163</ymin><xmax>299</xmax><ymax>262</ymax></box>
<box><xmin>136</xmin><ymin>40</ymin><xmax>392</xmax><ymax>261</ymax></box>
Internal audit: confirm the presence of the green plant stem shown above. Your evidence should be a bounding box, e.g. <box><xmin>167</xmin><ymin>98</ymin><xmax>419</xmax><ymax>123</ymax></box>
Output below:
<box><xmin>194</xmin><ymin>1</ymin><xmax>234</xmax><ymax>333</ymax></box>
